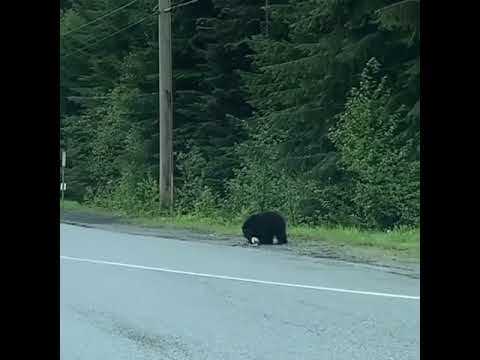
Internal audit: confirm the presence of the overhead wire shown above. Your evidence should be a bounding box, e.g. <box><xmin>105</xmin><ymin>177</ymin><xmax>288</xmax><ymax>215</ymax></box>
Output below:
<box><xmin>61</xmin><ymin>0</ymin><xmax>141</xmax><ymax>37</ymax></box>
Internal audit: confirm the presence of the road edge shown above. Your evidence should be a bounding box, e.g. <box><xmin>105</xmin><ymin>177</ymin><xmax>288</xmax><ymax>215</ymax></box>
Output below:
<box><xmin>60</xmin><ymin>210</ymin><xmax>420</xmax><ymax>279</ymax></box>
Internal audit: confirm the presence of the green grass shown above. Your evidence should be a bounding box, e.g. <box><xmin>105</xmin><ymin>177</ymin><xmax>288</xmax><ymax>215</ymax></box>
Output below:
<box><xmin>61</xmin><ymin>200</ymin><xmax>419</xmax><ymax>260</ymax></box>
<box><xmin>290</xmin><ymin>224</ymin><xmax>419</xmax><ymax>251</ymax></box>
<box><xmin>134</xmin><ymin>216</ymin><xmax>419</xmax><ymax>258</ymax></box>
<box><xmin>62</xmin><ymin>199</ymin><xmax>87</xmax><ymax>211</ymax></box>
<box><xmin>61</xmin><ymin>199</ymin><xmax>119</xmax><ymax>216</ymax></box>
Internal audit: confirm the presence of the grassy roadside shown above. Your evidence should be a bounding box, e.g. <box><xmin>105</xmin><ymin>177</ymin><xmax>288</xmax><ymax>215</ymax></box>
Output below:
<box><xmin>61</xmin><ymin>200</ymin><xmax>419</xmax><ymax>261</ymax></box>
<box><xmin>62</xmin><ymin>199</ymin><xmax>109</xmax><ymax>214</ymax></box>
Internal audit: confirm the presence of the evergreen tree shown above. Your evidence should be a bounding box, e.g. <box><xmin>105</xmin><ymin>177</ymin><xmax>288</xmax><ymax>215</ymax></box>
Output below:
<box><xmin>174</xmin><ymin>0</ymin><xmax>262</xmax><ymax>193</ymax></box>
<box><xmin>60</xmin><ymin>0</ymin><xmax>420</xmax><ymax>228</ymax></box>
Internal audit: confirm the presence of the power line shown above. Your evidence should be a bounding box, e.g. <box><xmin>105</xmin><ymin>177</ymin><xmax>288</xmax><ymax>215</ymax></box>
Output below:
<box><xmin>163</xmin><ymin>0</ymin><xmax>200</xmax><ymax>13</ymax></box>
<box><xmin>375</xmin><ymin>0</ymin><xmax>420</xmax><ymax>14</ymax></box>
<box><xmin>61</xmin><ymin>0</ymin><xmax>141</xmax><ymax>37</ymax></box>
<box><xmin>63</xmin><ymin>13</ymin><xmax>156</xmax><ymax>59</ymax></box>
<box><xmin>67</xmin><ymin>93</ymin><xmax>159</xmax><ymax>101</ymax></box>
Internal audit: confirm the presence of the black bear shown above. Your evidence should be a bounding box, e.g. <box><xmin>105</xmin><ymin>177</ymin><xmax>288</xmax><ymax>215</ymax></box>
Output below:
<box><xmin>242</xmin><ymin>212</ymin><xmax>287</xmax><ymax>246</ymax></box>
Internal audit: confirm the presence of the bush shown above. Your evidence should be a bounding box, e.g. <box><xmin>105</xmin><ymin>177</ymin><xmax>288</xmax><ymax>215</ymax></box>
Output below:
<box><xmin>226</xmin><ymin>119</ymin><xmax>319</xmax><ymax>225</ymax></box>
<box><xmin>329</xmin><ymin>58</ymin><xmax>420</xmax><ymax>229</ymax></box>
<box><xmin>86</xmin><ymin>172</ymin><xmax>159</xmax><ymax>216</ymax></box>
<box><xmin>175</xmin><ymin>146</ymin><xmax>220</xmax><ymax>217</ymax></box>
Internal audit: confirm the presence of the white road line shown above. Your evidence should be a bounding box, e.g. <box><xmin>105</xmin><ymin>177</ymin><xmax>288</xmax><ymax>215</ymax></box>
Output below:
<box><xmin>60</xmin><ymin>255</ymin><xmax>420</xmax><ymax>300</ymax></box>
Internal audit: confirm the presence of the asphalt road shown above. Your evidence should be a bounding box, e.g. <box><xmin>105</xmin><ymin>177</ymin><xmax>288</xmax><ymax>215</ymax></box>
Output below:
<box><xmin>60</xmin><ymin>223</ymin><xmax>420</xmax><ymax>360</ymax></box>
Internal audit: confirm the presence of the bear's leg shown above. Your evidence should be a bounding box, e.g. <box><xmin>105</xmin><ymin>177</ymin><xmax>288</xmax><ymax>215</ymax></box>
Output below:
<box><xmin>277</xmin><ymin>231</ymin><xmax>287</xmax><ymax>244</ymax></box>
<box><xmin>262</xmin><ymin>232</ymin><xmax>274</xmax><ymax>244</ymax></box>
<box><xmin>243</xmin><ymin>228</ymin><xmax>254</xmax><ymax>244</ymax></box>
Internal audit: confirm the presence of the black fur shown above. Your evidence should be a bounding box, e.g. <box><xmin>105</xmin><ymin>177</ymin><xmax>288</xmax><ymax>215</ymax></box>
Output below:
<box><xmin>242</xmin><ymin>212</ymin><xmax>287</xmax><ymax>245</ymax></box>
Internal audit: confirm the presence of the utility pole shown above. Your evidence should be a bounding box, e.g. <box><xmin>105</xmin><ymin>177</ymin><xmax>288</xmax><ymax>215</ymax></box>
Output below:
<box><xmin>158</xmin><ymin>0</ymin><xmax>173</xmax><ymax>211</ymax></box>
<box><xmin>157</xmin><ymin>0</ymin><xmax>199</xmax><ymax>212</ymax></box>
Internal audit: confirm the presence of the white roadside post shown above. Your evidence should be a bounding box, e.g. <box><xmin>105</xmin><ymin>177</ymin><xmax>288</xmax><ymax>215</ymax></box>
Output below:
<box><xmin>61</xmin><ymin>150</ymin><xmax>66</xmax><ymax>218</ymax></box>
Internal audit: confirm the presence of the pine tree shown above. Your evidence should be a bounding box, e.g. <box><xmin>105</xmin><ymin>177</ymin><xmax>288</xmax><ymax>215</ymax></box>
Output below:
<box><xmin>235</xmin><ymin>0</ymin><xmax>420</xmax><ymax>226</ymax></box>
<box><xmin>174</xmin><ymin>0</ymin><xmax>263</xmax><ymax>193</ymax></box>
<box><xmin>60</xmin><ymin>0</ymin><xmax>420</xmax><ymax>227</ymax></box>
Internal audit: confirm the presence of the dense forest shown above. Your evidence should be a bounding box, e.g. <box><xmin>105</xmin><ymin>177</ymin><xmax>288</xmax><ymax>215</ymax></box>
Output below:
<box><xmin>60</xmin><ymin>0</ymin><xmax>420</xmax><ymax>230</ymax></box>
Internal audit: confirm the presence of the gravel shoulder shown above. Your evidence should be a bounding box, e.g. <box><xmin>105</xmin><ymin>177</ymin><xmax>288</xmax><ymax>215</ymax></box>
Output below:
<box><xmin>61</xmin><ymin>210</ymin><xmax>420</xmax><ymax>279</ymax></box>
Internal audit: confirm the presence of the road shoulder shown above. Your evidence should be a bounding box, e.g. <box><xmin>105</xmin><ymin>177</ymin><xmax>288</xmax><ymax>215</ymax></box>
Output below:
<box><xmin>61</xmin><ymin>210</ymin><xmax>419</xmax><ymax>279</ymax></box>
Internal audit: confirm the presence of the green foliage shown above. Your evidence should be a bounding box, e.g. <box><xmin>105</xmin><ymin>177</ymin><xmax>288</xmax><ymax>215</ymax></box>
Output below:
<box><xmin>226</xmin><ymin>120</ymin><xmax>318</xmax><ymax>225</ymax></box>
<box><xmin>375</xmin><ymin>0</ymin><xmax>420</xmax><ymax>43</ymax></box>
<box><xmin>226</xmin><ymin>120</ymin><xmax>285</xmax><ymax>215</ymax></box>
<box><xmin>86</xmin><ymin>171</ymin><xmax>159</xmax><ymax>216</ymax></box>
<box><xmin>329</xmin><ymin>58</ymin><xmax>419</xmax><ymax>229</ymax></box>
<box><xmin>61</xmin><ymin>0</ymin><xmax>420</xmax><ymax>232</ymax></box>
<box><xmin>174</xmin><ymin>146</ymin><xmax>223</xmax><ymax>218</ymax></box>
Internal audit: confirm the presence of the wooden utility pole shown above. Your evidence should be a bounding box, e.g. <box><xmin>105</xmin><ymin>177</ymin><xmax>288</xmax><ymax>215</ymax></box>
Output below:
<box><xmin>158</xmin><ymin>0</ymin><xmax>174</xmax><ymax>211</ymax></box>
<box><xmin>157</xmin><ymin>0</ymin><xmax>200</xmax><ymax>211</ymax></box>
